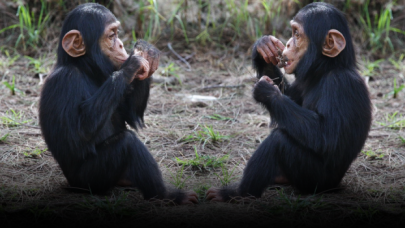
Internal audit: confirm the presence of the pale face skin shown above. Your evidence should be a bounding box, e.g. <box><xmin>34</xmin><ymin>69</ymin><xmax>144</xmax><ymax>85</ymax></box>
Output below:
<box><xmin>282</xmin><ymin>20</ymin><xmax>309</xmax><ymax>74</ymax></box>
<box><xmin>99</xmin><ymin>21</ymin><xmax>129</xmax><ymax>70</ymax></box>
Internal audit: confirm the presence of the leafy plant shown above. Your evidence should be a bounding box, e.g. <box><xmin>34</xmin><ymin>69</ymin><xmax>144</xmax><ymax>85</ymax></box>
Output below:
<box><xmin>386</xmin><ymin>78</ymin><xmax>404</xmax><ymax>99</ymax></box>
<box><xmin>376</xmin><ymin>112</ymin><xmax>405</xmax><ymax>130</ymax></box>
<box><xmin>168</xmin><ymin>164</ymin><xmax>189</xmax><ymax>189</ymax></box>
<box><xmin>182</xmin><ymin>125</ymin><xmax>229</xmax><ymax>146</ymax></box>
<box><xmin>214</xmin><ymin>164</ymin><xmax>237</xmax><ymax>186</ymax></box>
<box><xmin>193</xmin><ymin>184</ymin><xmax>211</xmax><ymax>201</ymax></box>
<box><xmin>25</xmin><ymin>55</ymin><xmax>51</xmax><ymax>74</ymax></box>
<box><xmin>0</xmin><ymin>1</ymin><xmax>50</xmax><ymax>50</ymax></box>
<box><xmin>23</xmin><ymin>148</ymin><xmax>47</xmax><ymax>158</ymax></box>
<box><xmin>389</xmin><ymin>54</ymin><xmax>405</xmax><ymax>72</ymax></box>
<box><xmin>1</xmin><ymin>108</ymin><xmax>32</xmax><ymax>127</ymax></box>
<box><xmin>2</xmin><ymin>75</ymin><xmax>23</xmax><ymax>96</ymax></box>
<box><xmin>204</xmin><ymin>114</ymin><xmax>233</xmax><ymax>121</ymax></box>
<box><xmin>0</xmin><ymin>50</ymin><xmax>20</xmax><ymax>69</ymax></box>
<box><xmin>0</xmin><ymin>133</ymin><xmax>9</xmax><ymax>144</ymax></box>
<box><xmin>175</xmin><ymin>146</ymin><xmax>229</xmax><ymax>171</ymax></box>
<box><xmin>361</xmin><ymin>58</ymin><xmax>383</xmax><ymax>77</ymax></box>
<box><xmin>359</xmin><ymin>1</ymin><xmax>405</xmax><ymax>55</ymax></box>
<box><xmin>160</xmin><ymin>62</ymin><xmax>181</xmax><ymax>84</ymax></box>
<box><xmin>362</xmin><ymin>150</ymin><xmax>384</xmax><ymax>160</ymax></box>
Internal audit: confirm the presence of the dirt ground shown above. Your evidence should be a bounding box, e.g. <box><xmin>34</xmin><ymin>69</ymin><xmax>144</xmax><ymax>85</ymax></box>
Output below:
<box><xmin>1</xmin><ymin>40</ymin><xmax>405</xmax><ymax>227</ymax></box>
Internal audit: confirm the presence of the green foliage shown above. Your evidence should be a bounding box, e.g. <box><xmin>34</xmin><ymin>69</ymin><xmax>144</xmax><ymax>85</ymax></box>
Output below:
<box><xmin>182</xmin><ymin>125</ymin><xmax>229</xmax><ymax>146</ymax></box>
<box><xmin>362</xmin><ymin>150</ymin><xmax>384</xmax><ymax>160</ymax></box>
<box><xmin>23</xmin><ymin>148</ymin><xmax>47</xmax><ymax>158</ymax></box>
<box><xmin>386</xmin><ymin>78</ymin><xmax>404</xmax><ymax>99</ymax></box>
<box><xmin>168</xmin><ymin>165</ymin><xmax>189</xmax><ymax>189</ymax></box>
<box><xmin>0</xmin><ymin>1</ymin><xmax>50</xmax><ymax>51</ymax></box>
<box><xmin>204</xmin><ymin>114</ymin><xmax>233</xmax><ymax>121</ymax></box>
<box><xmin>193</xmin><ymin>184</ymin><xmax>211</xmax><ymax>201</ymax></box>
<box><xmin>214</xmin><ymin>164</ymin><xmax>237</xmax><ymax>186</ymax></box>
<box><xmin>175</xmin><ymin>146</ymin><xmax>229</xmax><ymax>171</ymax></box>
<box><xmin>160</xmin><ymin>62</ymin><xmax>181</xmax><ymax>84</ymax></box>
<box><xmin>359</xmin><ymin>0</ymin><xmax>405</xmax><ymax>55</ymax></box>
<box><xmin>389</xmin><ymin>54</ymin><xmax>405</xmax><ymax>72</ymax></box>
<box><xmin>0</xmin><ymin>133</ymin><xmax>10</xmax><ymax>143</ymax></box>
<box><xmin>361</xmin><ymin>58</ymin><xmax>383</xmax><ymax>77</ymax></box>
<box><xmin>25</xmin><ymin>55</ymin><xmax>51</xmax><ymax>74</ymax></box>
<box><xmin>2</xmin><ymin>75</ymin><xmax>23</xmax><ymax>96</ymax></box>
<box><xmin>1</xmin><ymin>108</ymin><xmax>32</xmax><ymax>127</ymax></box>
<box><xmin>399</xmin><ymin>135</ymin><xmax>405</xmax><ymax>145</ymax></box>
<box><xmin>0</xmin><ymin>50</ymin><xmax>20</xmax><ymax>70</ymax></box>
<box><xmin>376</xmin><ymin>112</ymin><xmax>405</xmax><ymax>130</ymax></box>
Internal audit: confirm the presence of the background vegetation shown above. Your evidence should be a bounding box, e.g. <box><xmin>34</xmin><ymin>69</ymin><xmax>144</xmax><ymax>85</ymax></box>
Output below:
<box><xmin>0</xmin><ymin>0</ymin><xmax>405</xmax><ymax>226</ymax></box>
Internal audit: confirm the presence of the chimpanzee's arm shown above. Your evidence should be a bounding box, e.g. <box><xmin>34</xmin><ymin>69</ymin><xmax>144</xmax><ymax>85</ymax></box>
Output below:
<box><xmin>123</xmin><ymin>77</ymin><xmax>152</xmax><ymax>130</ymax></box>
<box><xmin>78</xmin><ymin>55</ymin><xmax>141</xmax><ymax>140</ymax></box>
<box><xmin>253</xmin><ymin>79</ymin><xmax>324</xmax><ymax>153</ymax></box>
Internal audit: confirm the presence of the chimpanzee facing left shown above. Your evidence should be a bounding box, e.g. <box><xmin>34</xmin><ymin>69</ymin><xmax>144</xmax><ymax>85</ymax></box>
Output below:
<box><xmin>207</xmin><ymin>2</ymin><xmax>372</xmax><ymax>201</ymax></box>
<box><xmin>39</xmin><ymin>3</ymin><xmax>197</xmax><ymax>204</ymax></box>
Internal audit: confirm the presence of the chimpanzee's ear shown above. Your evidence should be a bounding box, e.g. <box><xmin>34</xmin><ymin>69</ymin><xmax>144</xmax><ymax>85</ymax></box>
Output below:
<box><xmin>322</xmin><ymin>29</ymin><xmax>346</xmax><ymax>58</ymax></box>
<box><xmin>62</xmin><ymin>30</ymin><xmax>86</xmax><ymax>57</ymax></box>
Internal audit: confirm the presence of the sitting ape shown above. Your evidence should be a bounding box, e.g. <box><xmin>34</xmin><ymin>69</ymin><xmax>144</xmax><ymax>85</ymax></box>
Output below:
<box><xmin>39</xmin><ymin>3</ymin><xmax>197</xmax><ymax>204</ymax></box>
<box><xmin>207</xmin><ymin>2</ymin><xmax>372</xmax><ymax>201</ymax></box>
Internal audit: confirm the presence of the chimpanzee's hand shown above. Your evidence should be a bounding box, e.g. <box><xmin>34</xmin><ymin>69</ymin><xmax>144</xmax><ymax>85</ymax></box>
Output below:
<box><xmin>120</xmin><ymin>54</ymin><xmax>150</xmax><ymax>83</ymax></box>
<box><xmin>255</xmin><ymin>35</ymin><xmax>285</xmax><ymax>66</ymax></box>
<box><xmin>253</xmin><ymin>76</ymin><xmax>281</xmax><ymax>104</ymax></box>
<box><xmin>133</xmin><ymin>40</ymin><xmax>161</xmax><ymax>77</ymax></box>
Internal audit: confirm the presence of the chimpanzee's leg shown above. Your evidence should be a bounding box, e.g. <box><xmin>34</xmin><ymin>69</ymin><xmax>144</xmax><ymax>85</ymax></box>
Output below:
<box><xmin>73</xmin><ymin>130</ymin><xmax>166</xmax><ymax>199</ymax></box>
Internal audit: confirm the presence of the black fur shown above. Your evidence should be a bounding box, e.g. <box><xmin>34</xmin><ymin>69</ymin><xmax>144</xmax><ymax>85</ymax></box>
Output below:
<box><xmin>220</xmin><ymin>2</ymin><xmax>372</xmax><ymax>200</ymax></box>
<box><xmin>39</xmin><ymin>3</ymin><xmax>185</xmax><ymax>204</ymax></box>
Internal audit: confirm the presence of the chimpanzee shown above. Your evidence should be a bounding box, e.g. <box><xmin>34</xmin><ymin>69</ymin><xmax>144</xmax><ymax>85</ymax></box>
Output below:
<box><xmin>39</xmin><ymin>3</ymin><xmax>197</xmax><ymax>204</ymax></box>
<box><xmin>207</xmin><ymin>2</ymin><xmax>372</xmax><ymax>201</ymax></box>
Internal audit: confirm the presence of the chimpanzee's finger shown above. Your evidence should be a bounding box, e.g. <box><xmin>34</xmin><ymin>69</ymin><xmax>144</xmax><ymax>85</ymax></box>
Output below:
<box><xmin>269</xmin><ymin>36</ymin><xmax>285</xmax><ymax>51</ymax></box>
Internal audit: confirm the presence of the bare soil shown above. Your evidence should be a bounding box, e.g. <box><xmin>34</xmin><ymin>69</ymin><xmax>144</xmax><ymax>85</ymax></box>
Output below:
<box><xmin>1</xmin><ymin>43</ymin><xmax>405</xmax><ymax>227</ymax></box>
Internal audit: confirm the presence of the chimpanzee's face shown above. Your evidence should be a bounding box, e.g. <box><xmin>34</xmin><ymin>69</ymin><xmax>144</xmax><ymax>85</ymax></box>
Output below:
<box><xmin>282</xmin><ymin>20</ymin><xmax>309</xmax><ymax>74</ymax></box>
<box><xmin>99</xmin><ymin>21</ymin><xmax>129</xmax><ymax>70</ymax></box>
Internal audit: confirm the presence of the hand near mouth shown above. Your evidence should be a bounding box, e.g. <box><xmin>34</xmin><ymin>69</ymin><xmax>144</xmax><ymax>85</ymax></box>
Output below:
<box><xmin>255</xmin><ymin>35</ymin><xmax>286</xmax><ymax>66</ymax></box>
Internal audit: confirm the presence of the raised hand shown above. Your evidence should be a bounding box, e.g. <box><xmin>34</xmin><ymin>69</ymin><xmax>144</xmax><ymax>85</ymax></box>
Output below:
<box><xmin>133</xmin><ymin>40</ymin><xmax>161</xmax><ymax>77</ymax></box>
<box><xmin>255</xmin><ymin>35</ymin><xmax>285</xmax><ymax>66</ymax></box>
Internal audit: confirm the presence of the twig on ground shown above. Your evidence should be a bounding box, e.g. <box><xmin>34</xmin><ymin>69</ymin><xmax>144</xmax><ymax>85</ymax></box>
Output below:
<box><xmin>167</xmin><ymin>43</ymin><xmax>192</xmax><ymax>71</ymax></box>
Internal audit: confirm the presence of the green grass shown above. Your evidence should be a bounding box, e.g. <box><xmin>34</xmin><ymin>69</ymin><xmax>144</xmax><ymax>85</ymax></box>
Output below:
<box><xmin>23</xmin><ymin>148</ymin><xmax>47</xmax><ymax>158</ymax></box>
<box><xmin>0</xmin><ymin>1</ymin><xmax>50</xmax><ymax>51</ymax></box>
<box><xmin>0</xmin><ymin>133</ymin><xmax>9</xmax><ymax>143</ymax></box>
<box><xmin>193</xmin><ymin>184</ymin><xmax>211</xmax><ymax>201</ymax></box>
<box><xmin>361</xmin><ymin>58</ymin><xmax>383</xmax><ymax>77</ymax></box>
<box><xmin>182</xmin><ymin>125</ymin><xmax>230</xmax><ymax>147</ymax></box>
<box><xmin>2</xmin><ymin>75</ymin><xmax>23</xmax><ymax>96</ymax></box>
<box><xmin>168</xmin><ymin>165</ymin><xmax>189</xmax><ymax>189</ymax></box>
<box><xmin>175</xmin><ymin>146</ymin><xmax>229</xmax><ymax>171</ymax></box>
<box><xmin>1</xmin><ymin>108</ymin><xmax>32</xmax><ymax>127</ymax></box>
<box><xmin>204</xmin><ymin>114</ymin><xmax>233</xmax><ymax>121</ymax></box>
<box><xmin>362</xmin><ymin>150</ymin><xmax>384</xmax><ymax>160</ymax></box>
<box><xmin>359</xmin><ymin>0</ymin><xmax>405</xmax><ymax>55</ymax></box>
<box><xmin>214</xmin><ymin>164</ymin><xmax>237</xmax><ymax>186</ymax></box>
<box><xmin>386</xmin><ymin>78</ymin><xmax>404</xmax><ymax>99</ymax></box>
<box><xmin>376</xmin><ymin>112</ymin><xmax>405</xmax><ymax>130</ymax></box>
<box><xmin>25</xmin><ymin>55</ymin><xmax>51</xmax><ymax>74</ymax></box>
<box><xmin>0</xmin><ymin>50</ymin><xmax>20</xmax><ymax>71</ymax></box>
<box><xmin>160</xmin><ymin>62</ymin><xmax>181</xmax><ymax>84</ymax></box>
